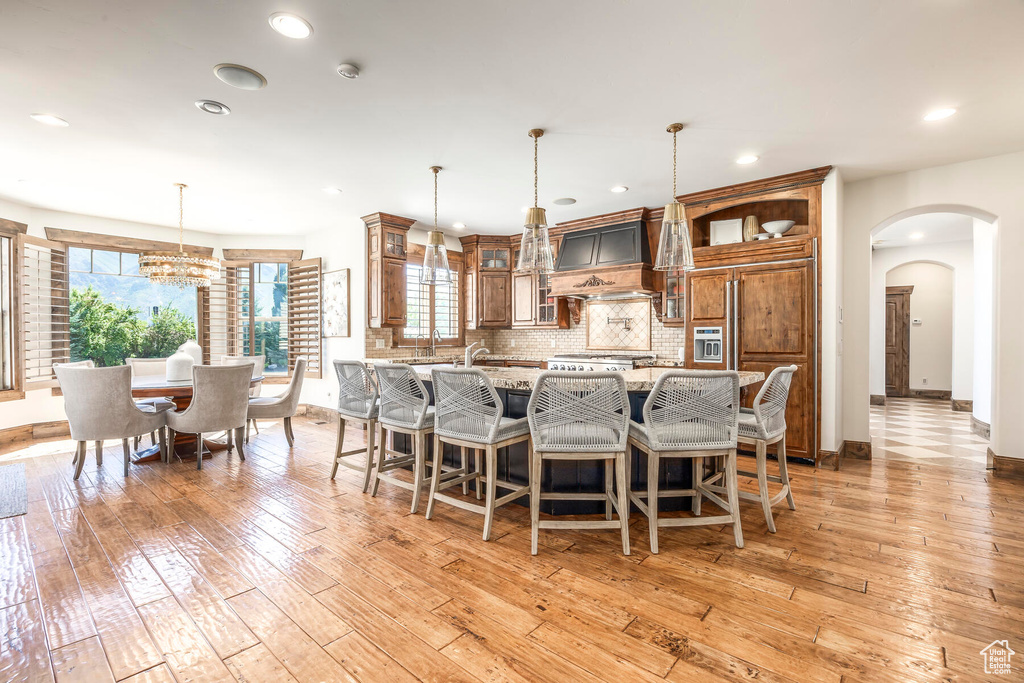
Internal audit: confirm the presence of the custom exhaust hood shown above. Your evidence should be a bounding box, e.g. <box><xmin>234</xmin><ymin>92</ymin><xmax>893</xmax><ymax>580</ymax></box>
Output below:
<box><xmin>547</xmin><ymin>212</ymin><xmax>659</xmax><ymax>299</ymax></box>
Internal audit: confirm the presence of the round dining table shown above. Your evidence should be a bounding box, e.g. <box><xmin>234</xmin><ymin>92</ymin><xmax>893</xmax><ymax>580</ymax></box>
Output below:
<box><xmin>130</xmin><ymin>374</ymin><xmax>263</xmax><ymax>464</ymax></box>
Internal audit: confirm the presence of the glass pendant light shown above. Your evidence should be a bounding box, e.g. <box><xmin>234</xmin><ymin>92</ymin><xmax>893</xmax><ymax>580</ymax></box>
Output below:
<box><xmin>515</xmin><ymin>129</ymin><xmax>555</xmax><ymax>273</ymax></box>
<box><xmin>421</xmin><ymin>166</ymin><xmax>452</xmax><ymax>285</ymax></box>
<box><xmin>139</xmin><ymin>183</ymin><xmax>221</xmax><ymax>288</ymax></box>
<box><xmin>654</xmin><ymin>123</ymin><xmax>695</xmax><ymax>271</ymax></box>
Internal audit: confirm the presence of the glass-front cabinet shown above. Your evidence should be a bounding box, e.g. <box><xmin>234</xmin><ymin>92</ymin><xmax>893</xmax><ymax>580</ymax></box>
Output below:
<box><xmin>663</xmin><ymin>269</ymin><xmax>685</xmax><ymax>325</ymax></box>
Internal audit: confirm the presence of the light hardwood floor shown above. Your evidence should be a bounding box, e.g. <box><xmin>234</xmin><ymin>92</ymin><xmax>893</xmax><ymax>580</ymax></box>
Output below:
<box><xmin>1</xmin><ymin>408</ymin><xmax>1022</xmax><ymax>682</ymax></box>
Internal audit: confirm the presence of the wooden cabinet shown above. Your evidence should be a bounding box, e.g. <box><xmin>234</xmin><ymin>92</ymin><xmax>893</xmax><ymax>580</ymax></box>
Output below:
<box><xmin>512</xmin><ymin>272</ymin><xmax>535</xmax><ymax>325</ymax></box>
<box><xmin>510</xmin><ymin>242</ymin><xmax>570</xmax><ymax>329</ymax></box>
<box><xmin>460</xmin><ymin>235</ymin><xmax>513</xmax><ymax>329</ymax></box>
<box><xmin>364</xmin><ymin>212</ymin><xmax>414</xmax><ymax>328</ymax></box>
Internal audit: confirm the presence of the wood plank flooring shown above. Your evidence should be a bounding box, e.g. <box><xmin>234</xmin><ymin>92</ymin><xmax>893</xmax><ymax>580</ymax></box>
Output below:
<box><xmin>1</xmin><ymin>403</ymin><xmax>1022</xmax><ymax>682</ymax></box>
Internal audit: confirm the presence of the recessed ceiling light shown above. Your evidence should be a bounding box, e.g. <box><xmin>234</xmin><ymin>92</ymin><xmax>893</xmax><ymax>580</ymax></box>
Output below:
<box><xmin>923</xmin><ymin>108</ymin><xmax>956</xmax><ymax>121</ymax></box>
<box><xmin>910</xmin><ymin>232</ymin><xmax>924</xmax><ymax>240</ymax></box>
<box><xmin>453</xmin><ymin>222</ymin><xmax>466</xmax><ymax>229</ymax></box>
<box><xmin>30</xmin><ymin>113</ymin><xmax>69</xmax><ymax>127</ymax></box>
<box><xmin>321</xmin><ymin>187</ymin><xmax>341</xmax><ymax>195</ymax></box>
<box><xmin>336</xmin><ymin>63</ymin><xmax>360</xmax><ymax>80</ymax></box>
<box><xmin>195</xmin><ymin>100</ymin><xmax>230</xmax><ymax>115</ymax></box>
<box><xmin>269</xmin><ymin>12</ymin><xmax>312</xmax><ymax>39</ymax></box>
<box><xmin>213</xmin><ymin>64</ymin><xmax>267</xmax><ymax>90</ymax></box>
<box><xmin>610</xmin><ymin>185</ymin><xmax>628</xmax><ymax>193</ymax></box>
<box><xmin>736</xmin><ymin>155</ymin><xmax>759</xmax><ymax>165</ymax></box>
<box><xmin>553</xmin><ymin>197</ymin><xmax>576</xmax><ymax>205</ymax></box>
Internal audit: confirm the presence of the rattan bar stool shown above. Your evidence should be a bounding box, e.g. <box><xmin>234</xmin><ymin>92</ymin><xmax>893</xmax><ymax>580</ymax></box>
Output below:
<box><xmin>372</xmin><ymin>364</ymin><xmax>442</xmax><ymax>513</ymax></box>
<box><xmin>628</xmin><ymin>370</ymin><xmax>744</xmax><ymax>552</ymax></box>
<box><xmin>526</xmin><ymin>371</ymin><xmax>632</xmax><ymax>555</ymax></box>
<box><xmin>730</xmin><ymin>365</ymin><xmax>798</xmax><ymax>533</ymax></box>
<box><xmin>331</xmin><ymin>360</ymin><xmax>380</xmax><ymax>493</ymax></box>
<box><xmin>426</xmin><ymin>367</ymin><xmax>532</xmax><ymax>541</ymax></box>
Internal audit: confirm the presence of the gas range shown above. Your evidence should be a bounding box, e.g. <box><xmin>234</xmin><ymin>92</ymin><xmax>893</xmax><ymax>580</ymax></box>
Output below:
<box><xmin>544</xmin><ymin>353</ymin><xmax>652</xmax><ymax>372</ymax></box>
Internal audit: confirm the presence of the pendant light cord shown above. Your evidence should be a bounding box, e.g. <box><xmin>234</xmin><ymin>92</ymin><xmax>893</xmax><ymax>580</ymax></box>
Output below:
<box><xmin>434</xmin><ymin>169</ymin><xmax>438</xmax><ymax>229</ymax></box>
<box><xmin>534</xmin><ymin>134</ymin><xmax>539</xmax><ymax>208</ymax></box>
<box><xmin>672</xmin><ymin>129</ymin><xmax>678</xmax><ymax>198</ymax></box>
<box><xmin>176</xmin><ymin>183</ymin><xmax>186</xmax><ymax>254</ymax></box>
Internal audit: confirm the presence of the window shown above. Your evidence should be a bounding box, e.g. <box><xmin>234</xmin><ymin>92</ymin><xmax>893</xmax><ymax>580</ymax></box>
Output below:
<box><xmin>0</xmin><ymin>235</ymin><xmax>13</xmax><ymax>391</ymax></box>
<box><xmin>400</xmin><ymin>262</ymin><xmax>461</xmax><ymax>345</ymax></box>
<box><xmin>246</xmin><ymin>262</ymin><xmax>289</xmax><ymax>374</ymax></box>
<box><xmin>67</xmin><ymin>246</ymin><xmax>197</xmax><ymax>365</ymax></box>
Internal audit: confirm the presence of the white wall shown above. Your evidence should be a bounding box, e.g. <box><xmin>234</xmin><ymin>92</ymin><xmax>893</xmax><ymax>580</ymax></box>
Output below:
<box><xmin>869</xmin><ymin>241</ymin><xmax>973</xmax><ymax>399</ymax></box>
<box><xmin>0</xmin><ymin>196</ymin><xmax>302</xmax><ymax>430</ymax></box>
<box><xmin>820</xmin><ymin>169</ymin><xmax>844</xmax><ymax>452</ymax></box>
<box><xmin>885</xmin><ymin>262</ymin><xmax>955</xmax><ymax>392</ymax></box>
<box><xmin>843</xmin><ymin>150</ymin><xmax>1022</xmax><ymax>460</ymax></box>
<box><xmin>972</xmin><ymin>219</ymin><xmax>996</xmax><ymax>424</ymax></box>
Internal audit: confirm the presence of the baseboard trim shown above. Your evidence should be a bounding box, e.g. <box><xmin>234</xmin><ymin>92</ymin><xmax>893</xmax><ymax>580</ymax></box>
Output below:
<box><xmin>869</xmin><ymin>395</ymin><xmax>886</xmax><ymax>406</ymax></box>
<box><xmin>843</xmin><ymin>440</ymin><xmax>872</xmax><ymax>461</ymax></box>
<box><xmin>817</xmin><ymin>446</ymin><xmax>841</xmax><ymax>471</ymax></box>
<box><xmin>989</xmin><ymin>450</ymin><xmax>1024</xmax><ymax>480</ymax></box>
<box><xmin>950</xmin><ymin>399</ymin><xmax>973</xmax><ymax>413</ymax></box>
<box><xmin>972</xmin><ymin>416</ymin><xmax>991</xmax><ymax>439</ymax></box>
<box><xmin>302</xmin><ymin>404</ymin><xmax>338</xmax><ymax>424</ymax></box>
<box><xmin>0</xmin><ymin>419</ymin><xmax>70</xmax><ymax>454</ymax></box>
<box><xmin>907</xmin><ymin>389</ymin><xmax>952</xmax><ymax>400</ymax></box>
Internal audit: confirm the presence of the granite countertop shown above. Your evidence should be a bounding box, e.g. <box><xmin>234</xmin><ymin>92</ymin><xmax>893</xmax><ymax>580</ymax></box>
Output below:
<box><xmin>364</xmin><ymin>354</ymin><xmax>546</xmax><ymax>366</ymax></box>
<box><xmin>370</xmin><ymin>362</ymin><xmax>764</xmax><ymax>392</ymax></box>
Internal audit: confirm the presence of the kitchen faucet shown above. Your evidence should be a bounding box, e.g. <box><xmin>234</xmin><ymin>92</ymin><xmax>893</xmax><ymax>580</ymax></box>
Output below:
<box><xmin>429</xmin><ymin>328</ymin><xmax>442</xmax><ymax>357</ymax></box>
<box><xmin>464</xmin><ymin>340</ymin><xmax>490</xmax><ymax>368</ymax></box>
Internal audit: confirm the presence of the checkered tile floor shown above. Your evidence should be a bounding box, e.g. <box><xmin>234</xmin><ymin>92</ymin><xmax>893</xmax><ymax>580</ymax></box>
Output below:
<box><xmin>870</xmin><ymin>397</ymin><xmax>989</xmax><ymax>466</ymax></box>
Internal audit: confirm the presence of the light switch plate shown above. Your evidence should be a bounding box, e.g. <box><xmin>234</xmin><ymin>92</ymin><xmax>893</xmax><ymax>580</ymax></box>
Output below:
<box><xmin>375</xmin><ymin>339</ymin><xmax>385</xmax><ymax>348</ymax></box>
<box><xmin>510</xmin><ymin>339</ymin><xmax>516</xmax><ymax>347</ymax></box>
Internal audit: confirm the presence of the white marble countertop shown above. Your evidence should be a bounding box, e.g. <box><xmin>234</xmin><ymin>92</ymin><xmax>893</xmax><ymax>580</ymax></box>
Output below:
<box><xmin>367</xmin><ymin>360</ymin><xmax>764</xmax><ymax>392</ymax></box>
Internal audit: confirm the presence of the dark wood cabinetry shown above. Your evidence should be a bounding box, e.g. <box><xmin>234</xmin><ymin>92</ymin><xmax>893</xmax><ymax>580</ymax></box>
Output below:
<box><xmin>460</xmin><ymin>235</ymin><xmax>512</xmax><ymax>329</ymax></box>
<box><xmin>364</xmin><ymin>212</ymin><xmax>414</xmax><ymax>329</ymax></box>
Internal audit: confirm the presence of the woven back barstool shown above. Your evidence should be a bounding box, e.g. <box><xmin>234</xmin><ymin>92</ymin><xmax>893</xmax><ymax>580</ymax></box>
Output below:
<box><xmin>733</xmin><ymin>365</ymin><xmax>798</xmax><ymax>533</ymax></box>
<box><xmin>426</xmin><ymin>367</ymin><xmax>532</xmax><ymax>541</ymax></box>
<box><xmin>526</xmin><ymin>371</ymin><xmax>632</xmax><ymax>555</ymax></box>
<box><xmin>372</xmin><ymin>364</ymin><xmax>438</xmax><ymax>513</ymax></box>
<box><xmin>627</xmin><ymin>370</ymin><xmax>743</xmax><ymax>552</ymax></box>
<box><xmin>331</xmin><ymin>360</ymin><xmax>380</xmax><ymax>493</ymax></box>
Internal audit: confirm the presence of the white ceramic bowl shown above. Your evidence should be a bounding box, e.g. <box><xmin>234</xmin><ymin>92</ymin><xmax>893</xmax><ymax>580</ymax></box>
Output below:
<box><xmin>762</xmin><ymin>220</ymin><xmax>796</xmax><ymax>237</ymax></box>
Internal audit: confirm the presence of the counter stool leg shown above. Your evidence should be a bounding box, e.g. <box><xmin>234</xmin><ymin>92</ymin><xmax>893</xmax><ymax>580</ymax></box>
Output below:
<box><xmin>647</xmin><ymin>452</ymin><xmax>660</xmax><ymax>554</ymax></box>
<box><xmin>371</xmin><ymin>425</ymin><xmax>386</xmax><ymax>497</ymax></box>
<box><xmin>95</xmin><ymin>441</ymin><xmax>103</xmax><ymax>467</ymax></box>
<box><xmin>460</xmin><ymin>446</ymin><xmax>469</xmax><ymax>495</ymax></box>
<box><xmin>778</xmin><ymin>437</ymin><xmax>795</xmax><ymax>510</ymax></box>
<box><xmin>121</xmin><ymin>439</ymin><xmax>131</xmax><ymax>477</ymax></box>
<box><xmin>331</xmin><ymin>419</ymin><xmax>346</xmax><ymax>480</ymax></box>
<box><xmin>425</xmin><ymin>434</ymin><xmax>445</xmax><ymax>520</ymax></box>
<box><xmin>482</xmin><ymin>444</ymin><xmax>498</xmax><ymax>541</ymax></box>
<box><xmin>616</xmin><ymin>452</ymin><xmax>631</xmax><ymax>556</ymax></box>
<box><xmin>360</xmin><ymin>419</ymin><xmax>377</xmax><ymax>493</ymax></box>
<box><xmin>474</xmin><ymin>449</ymin><xmax>483</xmax><ymax>500</ymax></box>
<box><xmin>410</xmin><ymin>431</ymin><xmax>426</xmax><ymax>514</ymax></box>
<box><xmin>692</xmin><ymin>459</ymin><xmax>703</xmax><ymax>515</ymax></box>
<box><xmin>726</xmin><ymin>448</ymin><xmax>744</xmax><ymax>548</ymax></box>
<box><xmin>530</xmin><ymin>450</ymin><xmax>542</xmax><ymax>555</ymax></box>
<box><xmin>604</xmin><ymin>458</ymin><xmax>614</xmax><ymax>521</ymax></box>
<box><xmin>755</xmin><ymin>439</ymin><xmax>776</xmax><ymax>533</ymax></box>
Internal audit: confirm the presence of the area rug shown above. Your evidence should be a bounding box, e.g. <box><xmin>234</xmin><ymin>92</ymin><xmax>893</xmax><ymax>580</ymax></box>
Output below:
<box><xmin>0</xmin><ymin>463</ymin><xmax>27</xmax><ymax>519</ymax></box>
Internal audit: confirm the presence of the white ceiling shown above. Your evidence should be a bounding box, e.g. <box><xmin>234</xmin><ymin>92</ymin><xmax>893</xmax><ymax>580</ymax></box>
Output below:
<box><xmin>872</xmin><ymin>212</ymin><xmax>974</xmax><ymax>249</ymax></box>
<box><xmin>2</xmin><ymin>0</ymin><xmax>1023</xmax><ymax>236</ymax></box>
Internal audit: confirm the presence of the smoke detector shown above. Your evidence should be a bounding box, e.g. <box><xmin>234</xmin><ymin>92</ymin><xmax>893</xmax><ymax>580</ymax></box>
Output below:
<box><xmin>337</xmin><ymin>63</ymin><xmax>360</xmax><ymax>79</ymax></box>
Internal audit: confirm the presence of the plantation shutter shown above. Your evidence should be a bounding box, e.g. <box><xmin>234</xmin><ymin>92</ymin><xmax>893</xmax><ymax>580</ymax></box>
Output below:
<box><xmin>199</xmin><ymin>261</ymin><xmax>248</xmax><ymax>364</ymax></box>
<box><xmin>287</xmin><ymin>257</ymin><xmax>321</xmax><ymax>378</ymax></box>
<box><xmin>21</xmin><ymin>236</ymin><xmax>69</xmax><ymax>386</ymax></box>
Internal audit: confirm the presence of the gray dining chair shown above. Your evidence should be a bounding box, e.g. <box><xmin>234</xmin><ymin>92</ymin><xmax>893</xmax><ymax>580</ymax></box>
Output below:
<box><xmin>53</xmin><ymin>364</ymin><xmax>169</xmax><ymax>480</ymax></box>
<box><xmin>627</xmin><ymin>370</ymin><xmax>744</xmax><ymax>551</ymax></box>
<box><xmin>221</xmin><ymin>354</ymin><xmax>265</xmax><ymax>439</ymax></box>
<box><xmin>125</xmin><ymin>357</ymin><xmax>175</xmax><ymax>449</ymax></box>
<box><xmin>526</xmin><ymin>371</ymin><xmax>632</xmax><ymax>555</ymax></box>
<box><xmin>165</xmin><ymin>364</ymin><xmax>253</xmax><ymax>470</ymax></box>
<box><xmin>246</xmin><ymin>357</ymin><xmax>306</xmax><ymax>447</ymax></box>
<box><xmin>331</xmin><ymin>360</ymin><xmax>380</xmax><ymax>492</ymax></box>
<box><xmin>735</xmin><ymin>365</ymin><xmax>798</xmax><ymax>533</ymax></box>
<box><xmin>426</xmin><ymin>367</ymin><xmax>532</xmax><ymax>541</ymax></box>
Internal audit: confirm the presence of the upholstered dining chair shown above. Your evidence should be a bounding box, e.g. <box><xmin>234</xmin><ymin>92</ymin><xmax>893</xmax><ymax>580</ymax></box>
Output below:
<box><xmin>246</xmin><ymin>357</ymin><xmax>306</xmax><ymax>447</ymax></box>
<box><xmin>164</xmin><ymin>364</ymin><xmax>253</xmax><ymax>470</ymax></box>
<box><xmin>126</xmin><ymin>356</ymin><xmax>175</xmax><ymax>448</ymax></box>
<box><xmin>53</xmin><ymin>364</ymin><xmax>169</xmax><ymax>480</ymax></box>
<box><xmin>221</xmin><ymin>354</ymin><xmax>265</xmax><ymax>439</ymax></box>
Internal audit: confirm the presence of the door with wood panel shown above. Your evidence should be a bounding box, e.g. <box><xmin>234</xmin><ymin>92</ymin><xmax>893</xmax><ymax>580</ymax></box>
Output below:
<box><xmin>885</xmin><ymin>286</ymin><xmax>913</xmax><ymax>397</ymax></box>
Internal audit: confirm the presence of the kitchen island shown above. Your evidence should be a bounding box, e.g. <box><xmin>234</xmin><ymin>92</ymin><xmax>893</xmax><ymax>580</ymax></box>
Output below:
<box><xmin>367</xmin><ymin>361</ymin><xmax>765</xmax><ymax>515</ymax></box>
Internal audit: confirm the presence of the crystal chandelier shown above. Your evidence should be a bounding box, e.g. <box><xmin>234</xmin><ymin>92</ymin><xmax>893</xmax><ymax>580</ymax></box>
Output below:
<box><xmin>654</xmin><ymin>123</ymin><xmax>695</xmax><ymax>271</ymax></box>
<box><xmin>515</xmin><ymin>128</ymin><xmax>555</xmax><ymax>273</ymax></box>
<box><xmin>421</xmin><ymin>166</ymin><xmax>452</xmax><ymax>285</ymax></box>
<box><xmin>139</xmin><ymin>183</ymin><xmax>221</xmax><ymax>288</ymax></box>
